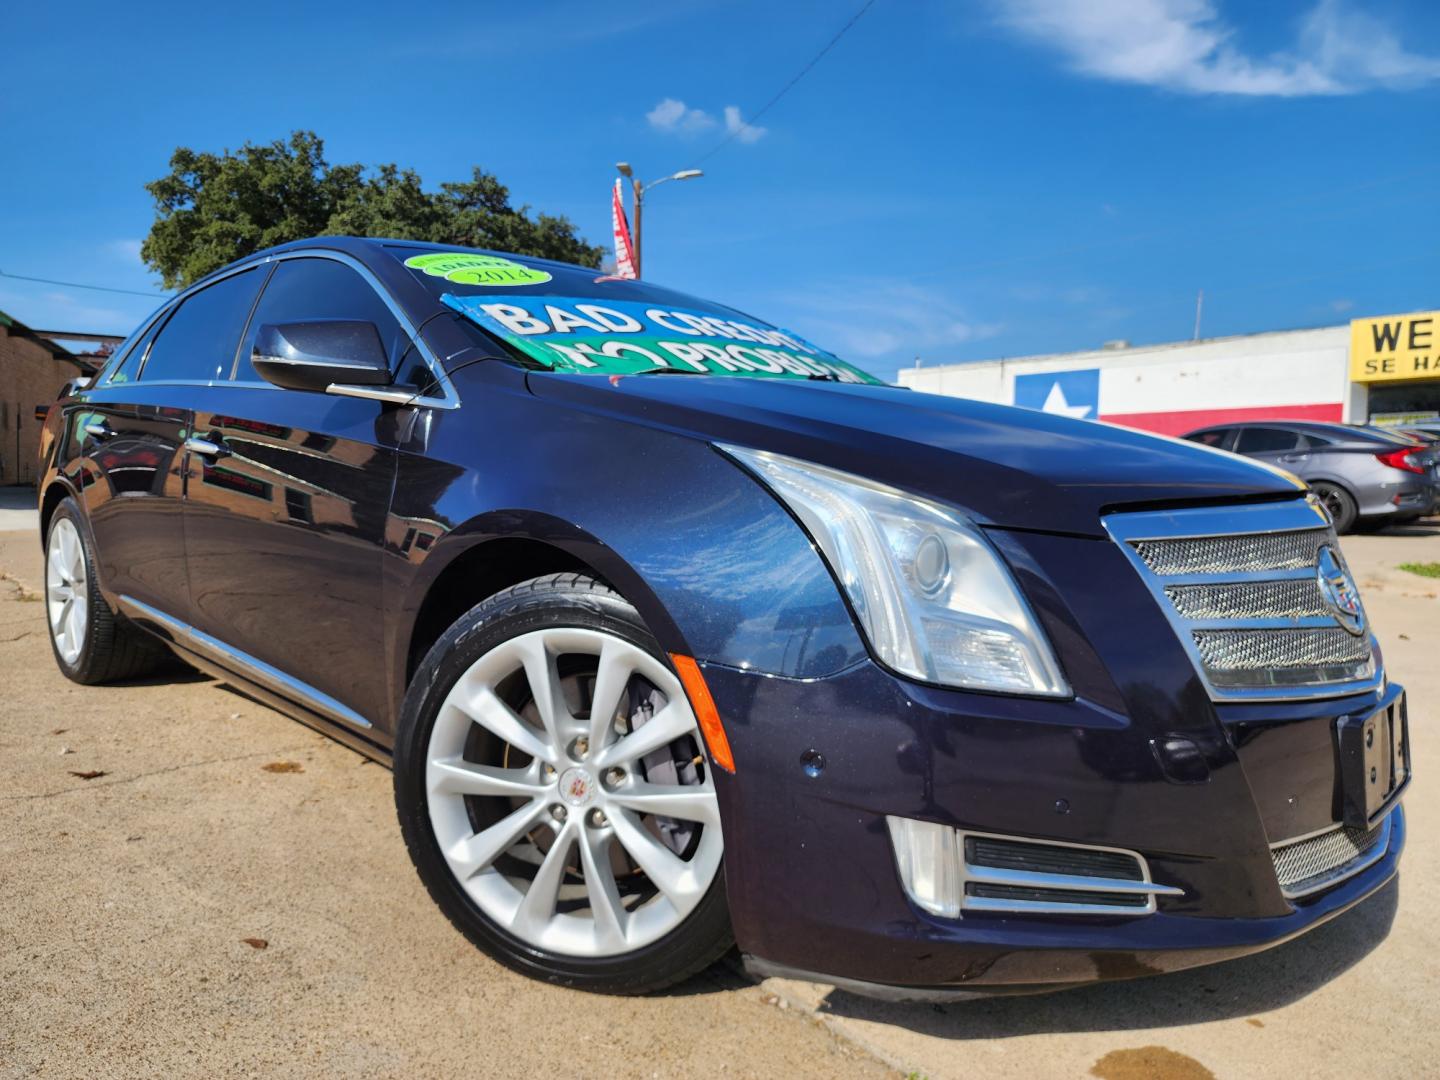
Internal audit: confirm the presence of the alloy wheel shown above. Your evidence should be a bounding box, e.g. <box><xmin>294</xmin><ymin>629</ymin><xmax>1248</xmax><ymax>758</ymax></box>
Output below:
<box><xmin>46</xmin><ymin>518</ymin><xmax>89</xmax><ymax>666</ymax></box>
<box><xmin>425</xmin><ymin>627</ymin><xmax>723</xmax><ymax>958</ymax></box>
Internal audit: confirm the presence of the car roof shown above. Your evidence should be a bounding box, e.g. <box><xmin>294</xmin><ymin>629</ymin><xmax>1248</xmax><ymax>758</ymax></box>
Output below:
<box><xmin>1182</xmin><ymin>419</ymin><xmax>1408</xmax><ymax>444</ymax></box>
<box><xmin>181</xmin><ymin>236</ymin><xmax>600</xmax><ymax>299</ymax></box>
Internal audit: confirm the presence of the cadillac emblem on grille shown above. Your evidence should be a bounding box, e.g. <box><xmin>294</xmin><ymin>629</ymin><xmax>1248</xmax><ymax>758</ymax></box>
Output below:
<box><xmin>1316</xmin><ymin>545</ymin><xmax>1366</xmax><ymax>636</ymax></box>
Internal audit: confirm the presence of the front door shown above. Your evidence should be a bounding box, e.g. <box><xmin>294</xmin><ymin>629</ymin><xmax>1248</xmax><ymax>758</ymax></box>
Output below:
<box><xmin>181</xmin><ymin>255</ymin><xmax>409</xmax><ymax>732</ymax></box>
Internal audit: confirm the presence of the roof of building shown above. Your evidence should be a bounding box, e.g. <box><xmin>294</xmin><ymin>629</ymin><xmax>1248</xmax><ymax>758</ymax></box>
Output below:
<box><xmin>0</xmin><ymin>309</ymin><xmax>98</xmax><ymax>375</ymax></box>
<box><xmin>907</xmin><ymin>323</ymin><xmax>1350</xmax><ymax>376</ymax></box>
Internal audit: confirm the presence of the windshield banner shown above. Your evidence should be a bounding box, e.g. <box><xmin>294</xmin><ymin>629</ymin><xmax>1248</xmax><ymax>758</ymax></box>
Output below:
<box><xmin>442</xmin><ymin>293</ymin><xmax>881</xmax><ymax>383</ymax></box>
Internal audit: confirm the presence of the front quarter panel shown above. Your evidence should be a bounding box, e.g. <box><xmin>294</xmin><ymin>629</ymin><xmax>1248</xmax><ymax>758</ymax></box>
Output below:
<box><xmin>384</xmin><ymin>362</ymin><xmax>866</xmax><ymax>726</ymax></box>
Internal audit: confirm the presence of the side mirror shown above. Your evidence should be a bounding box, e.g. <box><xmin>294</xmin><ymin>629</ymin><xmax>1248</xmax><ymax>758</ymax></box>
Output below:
<box><xmin>252</xmin><ymin>321</ymin><xmax>391</xmax><ymax>392</ymax></box>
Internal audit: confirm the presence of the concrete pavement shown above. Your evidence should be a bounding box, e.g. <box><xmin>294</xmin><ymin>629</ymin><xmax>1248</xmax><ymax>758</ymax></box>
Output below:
<box><xmin>1</xmin><ymin>521</ymin><xmax>1436</xmax><ymax>1078</ymax></box>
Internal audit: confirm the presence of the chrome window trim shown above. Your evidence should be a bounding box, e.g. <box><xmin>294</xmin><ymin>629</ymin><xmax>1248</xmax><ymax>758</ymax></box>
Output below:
<box><xmin>1103</xmin><ymin>498</ymin><xmax>1384</xmax><ymax>703</ymax></box>
<box><xmin>116</xmin><ymin>594</ymin><xmax>375</xmax><ymax>731</ymax></box>
<box><xmin>132</xmin><ymin>263</ymin><xmax>267</xmax><ymax>384</ymax></box>
<box><xmin>100</xmin><ymin>300</ymin><xmax>177</xmax><ymax>386</ymax></box>
<box><xmin>118</xmin><ymin>250</ymin><xmax>459</xmax><ymax>409</ymax></box>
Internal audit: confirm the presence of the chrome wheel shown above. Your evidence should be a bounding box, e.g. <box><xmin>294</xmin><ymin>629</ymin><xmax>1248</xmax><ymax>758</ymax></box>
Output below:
<box><xmin>46</xmin><ymin>518</ymin><xmax>89</xmax><ymax>666</ymax></box>
<box><xmin>425</xmin><ymin>627</ymin><xmax>723</xmax><ymax>959</ymax></box>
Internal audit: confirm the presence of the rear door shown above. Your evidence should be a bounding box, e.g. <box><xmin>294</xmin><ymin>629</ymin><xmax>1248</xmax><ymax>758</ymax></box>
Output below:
<box><xmin>78</xmin><ymin>266</ymin><xmax>265</xmax><ymax>618</ymax></box>
<box><xmin>181</xmin><ymin>254</ymin><xmax>410</xmax><ymax>733</ymax></box>
<box><xmin>1233</xmin><ymin>426</ymin><xmax>1305</xmax><ymax>472</ymax></box>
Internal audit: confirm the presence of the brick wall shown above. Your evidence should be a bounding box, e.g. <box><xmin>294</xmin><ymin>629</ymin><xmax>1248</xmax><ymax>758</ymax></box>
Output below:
<box><xmin>0</xmin><ymin>326</ymin><xmax>85</xmax><ymax>486</ymax></box>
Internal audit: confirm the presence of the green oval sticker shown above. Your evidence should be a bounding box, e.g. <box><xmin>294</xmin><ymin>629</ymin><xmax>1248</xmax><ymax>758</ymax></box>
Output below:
<box><xmin>403</xmin><ymin>252</ymin><xmax>552</xmax><ymax>287</ymax></box>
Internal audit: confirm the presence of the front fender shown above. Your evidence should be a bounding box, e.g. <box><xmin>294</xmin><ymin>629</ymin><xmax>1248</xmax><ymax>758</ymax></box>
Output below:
<box><xmin>385</xmin><ymin>365</ymin><xmax>866</xmax><ymax>711</ymax></box>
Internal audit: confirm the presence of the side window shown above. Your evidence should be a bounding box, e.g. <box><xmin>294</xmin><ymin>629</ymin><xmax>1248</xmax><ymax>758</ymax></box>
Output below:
<box><xmin>139</xmin><ymin>268</ymin><xmax>264</xmax><ymax>383</ymax></box>
<box><xmin>105</xmin><ymin>311</ymin><xmax>170</xmax><ymax>385</ymax></box>
<box><xmin>1300</xmin><ymin>433</ymin><xmax>1333</xmax><ymax>448</ymax></box>
<box><xmin>1188</xmin><ymin>428</ymin><xmax>1233</xmax><ymax>448</ymax></box>
<box><xmin>237</xmin><ymin>258</ymin><xmax>408</xmax><ymax>381</ymax></box>
<box><xmin>1235</xmin><ymin>427</ymin><xmax>1301</xmax><ymax>453</ymax></box>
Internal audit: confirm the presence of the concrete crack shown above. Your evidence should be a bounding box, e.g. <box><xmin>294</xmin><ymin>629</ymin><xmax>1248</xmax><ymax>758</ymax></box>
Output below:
<box><xmin>2</xmin><ymin>743</ymin><xmax>322</xmax><ymax>802</ymax></box>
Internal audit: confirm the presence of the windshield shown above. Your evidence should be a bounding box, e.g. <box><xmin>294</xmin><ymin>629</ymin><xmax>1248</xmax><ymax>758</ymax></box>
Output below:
<box><xmin>390</xmin><ymin>246</ymin><xmax>883</xmax><ymax>384</ymax></box>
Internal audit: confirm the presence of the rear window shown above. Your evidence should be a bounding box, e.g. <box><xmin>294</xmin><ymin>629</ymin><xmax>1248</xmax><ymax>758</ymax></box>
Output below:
<box><xmin>390</xmin><ymin>246</ymin><xmax>881</xmax><ymax>384</ymax></box>
<box><xmin>1235</xmin><ymin>427</ymin><xmax>1301</xmax><ymax>453</ymax></box>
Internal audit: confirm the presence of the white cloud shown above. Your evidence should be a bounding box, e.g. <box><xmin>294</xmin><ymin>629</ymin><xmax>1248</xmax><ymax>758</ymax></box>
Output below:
<box><xmin>777</xmin><ymin>281</ymin><xmax>1000</xmax><ymax>360</ymax></box>
<box><xmin>646</xmin><ymin>98</ymin><xmax>717</xmax><ymax>135</ymax></box>
<box><xmin>990</xmin><ymin>0</ymin><xmax>1440</xmax><ymax>96</ymax></box>
<box><xmin>646</xmin><ymin>99</ymin><xmax>769</xmax><ymax>142</ymax></box>
<box><xmin>723</xmin><ymin>106</ymin><xmax>767</xmax><ymax>144</ymax></box>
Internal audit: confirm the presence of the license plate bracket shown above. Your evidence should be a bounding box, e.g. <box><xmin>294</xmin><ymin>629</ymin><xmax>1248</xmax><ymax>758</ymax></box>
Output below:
<box><xmin>1337</xmin><ymin>691</ymin><xmax>1410</xmax><ymax>829</ymax></box>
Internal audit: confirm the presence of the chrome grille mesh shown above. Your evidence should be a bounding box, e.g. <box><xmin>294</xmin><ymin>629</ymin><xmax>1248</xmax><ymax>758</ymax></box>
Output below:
<box><xmin>1133</xmin><ymin>530</ymin><xmax>1325</xmax><ymax>575</ymax></box>
<box><xmin>1166</xmin><ymin>580</ymin><xmax>1327</xmax><ymax>620</ymax></box>
<box><xmin>1272</xmin><ymin>817</ymin><xmax>1390</xmax><ymax>898</ymax></box>
<box><xmin>1195</xmin><ymin>628</ymin><xmax>1373</xmax><ymax>672</ymax></box>
<box><xmin>1105</xmin><ymin>503</ymin><xmax>1378</xmax><ymax>700</ymax></box>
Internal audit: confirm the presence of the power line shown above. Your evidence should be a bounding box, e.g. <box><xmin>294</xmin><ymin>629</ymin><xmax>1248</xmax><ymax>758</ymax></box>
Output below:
<box><xmin>685</xmin><ymin>0</ymin><xmax>879</xmax><ymax>168</ymax></box>
<box><xmin>0</xmin><ymin>268</ymin><xmax>169</xmax><ymax>299</ymax></box>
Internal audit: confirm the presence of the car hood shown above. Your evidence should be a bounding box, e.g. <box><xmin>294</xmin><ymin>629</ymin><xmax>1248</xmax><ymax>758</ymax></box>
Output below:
<box><xmin>525</xmin><ymin>373</ymin><xmax>1304</xmax><ymax>538</ymax></box>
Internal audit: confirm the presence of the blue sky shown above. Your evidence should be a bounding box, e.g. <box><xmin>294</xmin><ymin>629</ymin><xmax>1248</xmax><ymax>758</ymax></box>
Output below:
<box><xmin>2</xmin><ymin>0</ymin><xmax>1437</xmax><ymax>382</ymax></box>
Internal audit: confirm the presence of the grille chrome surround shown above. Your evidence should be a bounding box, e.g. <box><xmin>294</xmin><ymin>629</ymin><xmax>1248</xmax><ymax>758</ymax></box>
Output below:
<box><xmin>1104</xmin><ymin>500</ymin><xmax>1382</xmax><ymax>702</ymax></box>
<box><xmin>1271</xmin><ymin>813</ymin><xmax>1393</xmax><ymax>899</ymax></box>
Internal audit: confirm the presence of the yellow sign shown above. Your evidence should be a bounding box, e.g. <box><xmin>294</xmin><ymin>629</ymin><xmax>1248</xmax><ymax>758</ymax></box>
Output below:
<box><xmin>1350</xmin><ymin>310</ymin><xmax>1440</xmax><ymax>383</ymax></box>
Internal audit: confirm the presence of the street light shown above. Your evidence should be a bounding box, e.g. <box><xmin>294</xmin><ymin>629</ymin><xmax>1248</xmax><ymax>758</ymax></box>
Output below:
<box><xmin>615</xmin><ymin>163</ymin><xmax>704</xmax><ymax>277</ymax></box>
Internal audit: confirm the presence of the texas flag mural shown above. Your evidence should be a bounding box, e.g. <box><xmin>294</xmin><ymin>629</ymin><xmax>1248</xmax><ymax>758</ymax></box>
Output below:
<box><xmin>1013</xmin><ymin>369</ymin><xmax>1100</xmax><ymax>420</ymax></box>
<box><xmin>611</xmin><ymin>179</ymin><xmax>638</xmax><ymax>280</ymax></box>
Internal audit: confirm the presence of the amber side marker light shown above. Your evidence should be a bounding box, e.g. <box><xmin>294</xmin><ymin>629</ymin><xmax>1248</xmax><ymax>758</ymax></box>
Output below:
<box><xmin>669</xmin><ymin>654</ymin><xmax>736</xmax><ymax>774</ymax></box>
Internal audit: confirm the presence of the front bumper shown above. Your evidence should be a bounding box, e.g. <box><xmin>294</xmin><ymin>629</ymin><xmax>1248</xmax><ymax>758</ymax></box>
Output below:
<box><xmin>705</xmin><ymin>658</ymin><xmax>1406</xmax><ymax>994</ymax></box>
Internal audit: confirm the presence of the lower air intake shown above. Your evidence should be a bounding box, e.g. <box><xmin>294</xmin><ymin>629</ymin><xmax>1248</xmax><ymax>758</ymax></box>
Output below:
<box><xmin>1271</xmin><ymin>814</ymin><xmax>1392</xmax><ymax>899</ymax></box>
<box><xmin>885</xmin><ymin>818</ymin><xmax>1184</xmax><ymax>918</ymax></box>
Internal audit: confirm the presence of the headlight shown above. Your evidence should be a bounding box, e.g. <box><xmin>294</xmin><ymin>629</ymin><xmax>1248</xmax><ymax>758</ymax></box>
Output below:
<box><xmin>720</xmin><ymin>446</ymin><xmax>1070</xmax><ymax>697</ymax></box>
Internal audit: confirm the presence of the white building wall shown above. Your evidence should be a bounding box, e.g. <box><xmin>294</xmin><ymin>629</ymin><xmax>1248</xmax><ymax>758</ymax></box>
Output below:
<box><xmin>897</xmin><ymin>326</ymin><xmax>1353</xmax><ymax>435</ymax></box>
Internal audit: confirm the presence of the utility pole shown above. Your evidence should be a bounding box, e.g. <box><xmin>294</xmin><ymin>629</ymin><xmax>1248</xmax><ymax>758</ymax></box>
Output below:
<box><xmin>615</xmin><ymin>163</ymin><xmax>703</xmax><ymax>277</ymax></box>
<box><xmin>1193</xmin><ymin>289</ymin><xmax>1204</xmax><ymax>341</ymax></box>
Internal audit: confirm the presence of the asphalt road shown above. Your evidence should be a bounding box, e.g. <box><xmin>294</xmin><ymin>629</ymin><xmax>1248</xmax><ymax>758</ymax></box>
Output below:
<box><xmin>1</xmin><ymin>505</ymin><xmax>1436</xmax><ymax>1079</ymax></box>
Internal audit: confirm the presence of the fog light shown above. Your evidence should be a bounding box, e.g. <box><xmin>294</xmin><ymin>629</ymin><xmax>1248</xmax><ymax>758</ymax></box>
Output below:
<box><xmin>886</xmin><ymin>815</ymin><xmax>962</xmax><ymax>917</ymax></box>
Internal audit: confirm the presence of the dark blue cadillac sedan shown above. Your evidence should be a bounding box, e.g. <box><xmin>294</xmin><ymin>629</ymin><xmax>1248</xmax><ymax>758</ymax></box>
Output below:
<box><xmin>35</xmin><ymin>238</ymin><xmax>1408</xmax><ymax>997</ymax></box>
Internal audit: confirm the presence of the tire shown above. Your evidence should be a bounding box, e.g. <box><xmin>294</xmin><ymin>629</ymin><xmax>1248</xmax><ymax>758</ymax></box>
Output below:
<box><xmin>1311</xmin><ymin>482</ymin><xmax>1358</xmax><ymax>535</ymax></box>
<box><xmin>44</xmin><ymin>498</ymin><xmax>169</xmax><ymax>684</ymax></box>
<box><xmin>394</xmin><ymin>573</ymin><xmax>732</xmax><ymax>994</ymax></box>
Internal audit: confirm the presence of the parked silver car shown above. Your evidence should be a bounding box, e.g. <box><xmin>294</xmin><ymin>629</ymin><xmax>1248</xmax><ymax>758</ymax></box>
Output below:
<box><xmin>1183</xmin><ymin>420</ymin><xmax>1439</xmax><ymax>533</ymax></box>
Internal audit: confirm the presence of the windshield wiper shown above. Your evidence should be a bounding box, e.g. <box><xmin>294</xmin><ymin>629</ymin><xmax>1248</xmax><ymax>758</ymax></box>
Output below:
<box><xmin>623</xmin><ymin>366</ymin><xmax>709</xmax><ymax>376</ymax></box>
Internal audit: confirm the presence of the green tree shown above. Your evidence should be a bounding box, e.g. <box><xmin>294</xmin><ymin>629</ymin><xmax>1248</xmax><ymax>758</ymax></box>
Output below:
<box><xmin>142</xmin><ymin>131</ymin><xmax>604</xmax><ymax>289</ymax></box>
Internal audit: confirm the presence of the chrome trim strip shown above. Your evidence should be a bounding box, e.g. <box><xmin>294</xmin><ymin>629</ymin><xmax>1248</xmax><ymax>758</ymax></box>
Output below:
<box><xmin>116</xmin><ymin>595</ymin><xmax>374</xmax><ymax>730</ymax></box>
<box><xmin>963</xmin><ymin>895</ymin><xmax>1157</xmax><ymax>917</ymax></box>
<box><xmin>1105</xmin><ymin>498</ymin><xmax>1332</xmax><ymax>539</ymax></box>
<box><xmin>1154</xmin><ymin>567</ymin><xmax>1317</xmax><ymax>586</ymax></box>
<box><xmin>325</xmin><ymin>383</ymin><xmax>452</xmax><ymax>407</ymax></box>
<box><xmin>958</xmin><ymin>829</ymin><xmax>1179</xmax><ymax>916</ymax></box>
<box><xmin>964</xmin><ymin>863</ymin><xmax>1185</xmax><ymax>896</ymax></box>
<box><xmin>1103</xmin><ymin>498</ymin><xmax>1384</xmax><ymax>703</ymax></box>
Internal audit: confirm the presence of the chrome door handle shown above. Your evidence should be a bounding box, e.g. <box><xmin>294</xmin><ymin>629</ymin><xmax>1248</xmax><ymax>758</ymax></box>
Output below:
<box><xmin>184</xmin><ymin>437</ymin><xmax>226</xmax><ymax>458</ymax></box>
<box><xmin>83</xmin><ymin>422</ymin><xmax>111</xmax><ymax>440</ymax></box>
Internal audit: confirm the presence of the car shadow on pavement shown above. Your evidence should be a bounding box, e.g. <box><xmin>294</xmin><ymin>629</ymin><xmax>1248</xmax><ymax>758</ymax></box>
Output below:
<box><xmin>814</xmin><ymin>878</ymin><xmax>1398</xmax><ymax>1035</ymax></box>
